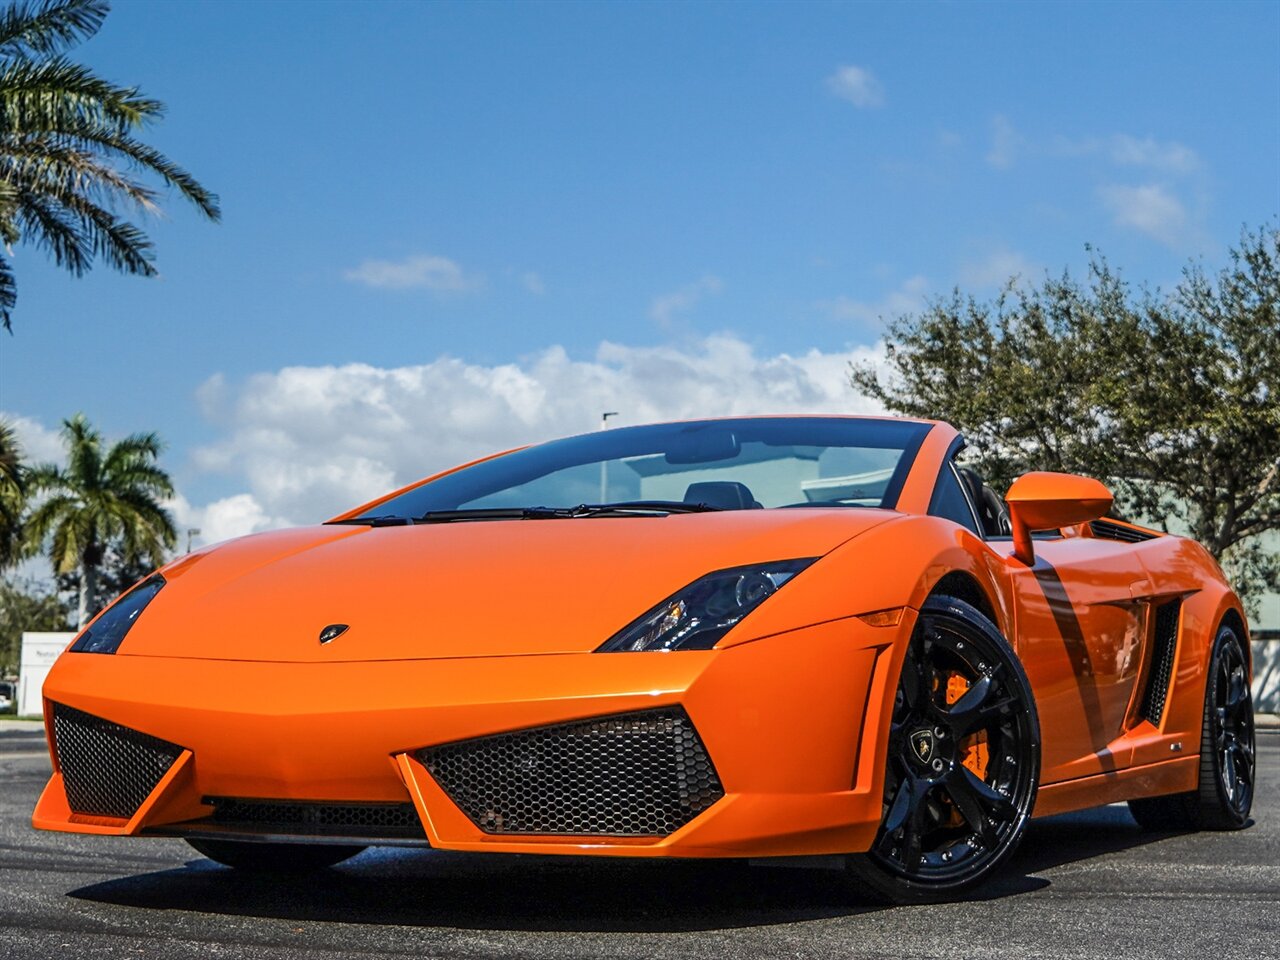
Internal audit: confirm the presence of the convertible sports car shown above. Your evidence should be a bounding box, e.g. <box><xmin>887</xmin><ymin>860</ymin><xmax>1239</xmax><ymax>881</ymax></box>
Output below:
<box><xmin>33</xmin><ymin>415</ymin><xmax>1256</xmax><ymax>902</ymax></box>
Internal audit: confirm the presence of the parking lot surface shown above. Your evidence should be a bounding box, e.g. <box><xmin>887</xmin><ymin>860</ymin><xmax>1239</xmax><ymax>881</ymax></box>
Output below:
<box><xmin>1</xmin><ymin>725</ymin><xmax>1276</xmax><ymax>960</ymax></box>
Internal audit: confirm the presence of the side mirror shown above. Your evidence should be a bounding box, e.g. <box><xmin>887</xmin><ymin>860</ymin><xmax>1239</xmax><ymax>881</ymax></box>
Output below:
<box><xmin>1005</xmin><ymin>472</ymin><xmax>1113</xmax><ymax>565</ymax></box>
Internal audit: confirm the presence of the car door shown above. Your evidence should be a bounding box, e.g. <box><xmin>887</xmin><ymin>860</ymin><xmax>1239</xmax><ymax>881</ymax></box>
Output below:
<box><xmin>1001</xmin><ymin>535</ymin><xmax>1151</xmax><ymax>783</ymax></box>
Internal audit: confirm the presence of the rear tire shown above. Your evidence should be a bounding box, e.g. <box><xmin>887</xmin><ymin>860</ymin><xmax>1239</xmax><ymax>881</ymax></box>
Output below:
<box><xmin>847</xmin><ymin>595</ymin><xmax>1040</xmax><ymax>904</ymax></box>
<box><xmin>186</xmin><ymin>838</ymin><xmax>366</xmax><ymax>872</ymax></box>
<box><xmin>1128</xmin><ymin>622</ymin><xmax>1255</xmax><ymax>832</ymax></box>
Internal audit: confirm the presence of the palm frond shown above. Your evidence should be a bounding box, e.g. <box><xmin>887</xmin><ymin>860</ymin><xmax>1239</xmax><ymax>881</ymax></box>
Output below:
<box><xmin>0</xmin><ymin>417</ymin><xmax>24</xmax><ymax>564</ymax></box>
<box><xmin>102</xmin><ymin>429</ymin><xmax>163</xmax><ymax>462</ymax></box>
<box><xmin>15</xmin><ymin>186</ymin><xmax>91</xmax><ymax>273</ymax></box>
<box><xmin>0</xmin><ymin>177</ymin><xmax>17</xmax><ymax>242</ymax></box>
<box><xmin>0</xmin><ymin>417</ymin><xmax>21</xmax><ymax>486</ymax></box>
<box><xmin>0</xmin><ymin>252</ymin><xmax>15</xmax><ymax>332</ymax></box>
<box><xmin>0</xmin><ymin>134</ymin><xmax>161</xmax><ymax>213</ymax></box>
<box><xmin>0</xmin><ymin>0</ymin><xmax>106</xmax><ymax>60</ymax></box>
<box><xmin>0</xmin><ymin>0</ymin><xmax>219</xmax><ymax>332</ymax></box>
<box><xmin>42</xmin><ymin>186</ymin><xmax>156</xmax><ymax>274</ymax></box>
<box><xmin>0</xmin><ymin>56</ymin><xmax>163</xmax><ymax>135</ymax></box>
<box><xmin>21</xmin><ymin>488</ymin><xmax>75</xmax><ymax>547</ymax></box>
<box><xmin>46</xmin><ymin>122</ymin><xmax>220</xmax><ymax>219</ymax></box>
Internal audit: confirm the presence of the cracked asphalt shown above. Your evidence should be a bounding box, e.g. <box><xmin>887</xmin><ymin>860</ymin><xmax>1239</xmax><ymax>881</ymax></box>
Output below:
<box><xmin>1</xmin><ymin>725</ymin><xmax>1276</xmax><ymax>960</ymax></box>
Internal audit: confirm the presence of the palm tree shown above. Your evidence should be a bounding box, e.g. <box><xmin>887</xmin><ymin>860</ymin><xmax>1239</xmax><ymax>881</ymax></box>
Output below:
<box><xmin>0</xmin><ymin>416</ymin><xmax>24</xmax><ymax>567</ymax></box>
<box><xmin>25</xmin><ymin>412</ymin><xmax>176</xmax><ymax>625</ymax></box>
<box><xmin>0</xmin><ymin>0</ymin><xmax>219</xmax><ymax>332</ymax></box>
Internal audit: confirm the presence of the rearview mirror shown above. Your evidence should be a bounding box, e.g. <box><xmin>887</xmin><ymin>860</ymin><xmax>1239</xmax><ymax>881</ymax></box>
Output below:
<box><xmin>1005</xmin><ymin>472</ymin><xmax>1113</xmax><ymax>565</ymax></box>
<box><xmin>664</xmin><ymin>428</ymin><xmax>741</xmax><ymax>465</ymax></box>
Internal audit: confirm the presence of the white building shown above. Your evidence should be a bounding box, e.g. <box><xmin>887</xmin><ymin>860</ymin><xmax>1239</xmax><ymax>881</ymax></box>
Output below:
<box><xmin>18</xmin><ymin>632</ymin><xmax>73</xmax><ymax>718</ymax></box>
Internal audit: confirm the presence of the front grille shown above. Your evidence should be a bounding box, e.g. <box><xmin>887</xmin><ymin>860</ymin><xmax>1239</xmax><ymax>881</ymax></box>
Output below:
<box><xmin>1090</xmin><ymin>519</ymin><xmax>1157</xmax><ymax>543</ymax></box>
<box><xmin>1140</xmin><ymin>600</ymin><xmax>1182</xmax><ymax>725</ymax></box>
<box><xmin>207</xmin><ymin>797</ymin><xmax>425</xmax><ymax>838</ymax></box>
<box><xmin>51</xmin><ymin>703</ymin><xmax>183</xmax><ymax>818</ymax></box>
<box><xmin>419</xmin><ymin>706</ymin><xmax>724</xmax><ymax>837</ymax></box>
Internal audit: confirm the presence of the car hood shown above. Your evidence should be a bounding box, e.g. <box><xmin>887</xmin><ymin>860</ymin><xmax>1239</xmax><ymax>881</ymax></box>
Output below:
<box><xmin>119</xmin><ymin>510</ymin><xmax>896</xmax><ymax>662</ymax></box>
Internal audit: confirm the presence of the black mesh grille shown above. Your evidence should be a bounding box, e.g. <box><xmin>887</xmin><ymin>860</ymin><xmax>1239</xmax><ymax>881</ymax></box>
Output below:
<box><xmin>1140</xmin><ymin>600</ymin><xmax>1182</xmax><ymax>725</ymax></box>
<box><xmin>419</xmin><ymin>707</ymin><xmax>724</xmax><ymax>836</ymax></box>
<box><xmin>51</xmin><ymin>702</ymin><xmax>183</xmax><ymax>818</ymax></box>
<box><xmin>1090</xmin><ymin>519</ymin><xmax>1157</xmax><ymax>543</ymax></box>
<box><xmin>207</xmin><ymin>797</ymin><xmax>425</xmax><ymax>838</ymax></box>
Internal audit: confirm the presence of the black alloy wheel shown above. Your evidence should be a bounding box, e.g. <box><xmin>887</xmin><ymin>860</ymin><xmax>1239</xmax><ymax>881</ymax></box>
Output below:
<box><xmin>1129</xmin><ymin>623</ymin><xmax>1255</xmax><ymax>831</ymax></box>
<box><xmin>186</xmin><ymin>838</ymin><xmax>367</xmax><ymax>872</ymax></box>
<box><xmin>848</xmin><ymin>594</ymin><xmax>1040</xmax><ymax>903</ymax></box>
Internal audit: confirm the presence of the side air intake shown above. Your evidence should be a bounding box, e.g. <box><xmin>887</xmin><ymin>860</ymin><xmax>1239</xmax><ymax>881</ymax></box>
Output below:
<box><xmin>1139</xmin><ymin>600</ymin><xmax>1182</xmax><ymax>725</ymax></box>
<box><xmin>51</xmin><ymin>703</ymin><xmax>183</xmax><ymax>819</ymax></box>
<box><xmin>1090</xmin><ymin>519</ymin><xmax>1158</xmax><ymax>543</ymax></box>
<box><xmin>419</xmin><ymin>706</ymin><xmax>724</xmax><ymax>837</ymax></box>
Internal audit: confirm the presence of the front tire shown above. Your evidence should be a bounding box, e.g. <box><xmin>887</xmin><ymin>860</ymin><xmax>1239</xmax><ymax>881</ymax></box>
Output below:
<box><xmin>1128</xmin><ymin>622</ymin><xmax>1255</xmax><ymax>832</ymax></box>
<box><xmin>186</xmin><ymin>838</ymin><xmax>367</xmax><ymax>872</ymax></box>
<box><xmin>847</xmin><ymin>595</ymin><xmax>1040</xmax><ymax>904</ymax></box>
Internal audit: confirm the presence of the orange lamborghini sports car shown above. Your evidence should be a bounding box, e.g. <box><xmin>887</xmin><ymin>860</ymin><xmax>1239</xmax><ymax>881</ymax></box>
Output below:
<box><xmin>34</xmin><ymin>416</ymin><xmax>1256</xmax><ymax>902</ymax></box>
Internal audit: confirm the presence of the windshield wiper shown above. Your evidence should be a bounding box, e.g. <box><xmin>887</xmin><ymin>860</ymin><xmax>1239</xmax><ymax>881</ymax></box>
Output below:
<box><xmin>568</xmin><ymin>500</ymin><xmax>725</xmax><ymax>516</ymax></box>
<box><xmin>333</xmin><ymin>501</ymin><xmax>725</xmax><ymax>526</ymax></box>
<box><xmin>417</xmin><ymin>507</ymin><xmax>576</xmax><ymax>523</ymax></box>
<box><xmin>329</xmin><ymin>515</ymin><xmax>416</xmax><ymax>527</ymax></box>
<box><xmin>330</xmin><ymin>508</ymin><xmax>568</xmax><ymax>526</ymax></box>
<box><xmin>416</xmin><ymin>502</ymin><xmax>724</xmax><ymax>521</ymax></box>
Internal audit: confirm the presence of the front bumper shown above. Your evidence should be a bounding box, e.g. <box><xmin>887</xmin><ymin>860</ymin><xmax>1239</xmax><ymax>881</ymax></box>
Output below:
<box><xmin>33</xmin><ymin>614</ymin><xmax>908</xmax><ymax>858</ymax></box>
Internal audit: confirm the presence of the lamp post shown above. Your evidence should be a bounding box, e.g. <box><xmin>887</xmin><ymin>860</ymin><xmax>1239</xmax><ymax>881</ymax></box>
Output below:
<box><xmin>600</xmin><ymin>412</ymin><xmax>618</xmax><ymax>503</ymax></box>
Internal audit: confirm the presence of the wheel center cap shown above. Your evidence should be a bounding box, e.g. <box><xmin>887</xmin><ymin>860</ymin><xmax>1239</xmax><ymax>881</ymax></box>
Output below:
<box><xmin>910</xmin><ymin>728</ymin><xmax>937</xmax><ymax>765</ymax></box>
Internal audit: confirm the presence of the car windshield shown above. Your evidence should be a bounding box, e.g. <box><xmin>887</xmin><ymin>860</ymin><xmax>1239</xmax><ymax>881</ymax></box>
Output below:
<box><xmin>345</xmin><ymin>417</ymin><xmax>932</xmax><ymax>520</ymax></box>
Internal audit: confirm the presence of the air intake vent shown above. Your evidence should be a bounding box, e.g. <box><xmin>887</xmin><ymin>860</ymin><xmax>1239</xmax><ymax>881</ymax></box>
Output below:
<box><xmin>51</xmin><ymin>703</ymin><xmax>183</xmax><ymax>819</ymax></box>
<box><xmin>1090</xmin><ymin>519</ymin><xmax>1158</xmax><ymax>543</ymax></box>
<box><xmin>207</xmin><ymin>797</ymin><xmax>425</xmax><ymax>839</ymax></box>
<box><xmin>1140</xmin><ymin>600</ymin><xmax>1182</xmax><ymax>725</ymax></box>
<box><xmin>419</xmin><ymin>707</ymin><xmax>724</xmax><ymax>837</ymax></box>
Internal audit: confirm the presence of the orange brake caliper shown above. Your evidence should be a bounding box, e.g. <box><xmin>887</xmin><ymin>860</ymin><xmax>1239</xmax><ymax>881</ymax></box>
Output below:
<box><xmin>945</xmin><ymin>674</ymin><xmax>990</xmax><ymax>825</ymax></box>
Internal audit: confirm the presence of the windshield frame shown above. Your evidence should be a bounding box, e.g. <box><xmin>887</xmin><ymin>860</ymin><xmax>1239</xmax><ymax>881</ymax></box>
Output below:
<box><xmin>330</xmin><ymin>416</ymin><xmax>935</xmax><ymax>523</ymax></box>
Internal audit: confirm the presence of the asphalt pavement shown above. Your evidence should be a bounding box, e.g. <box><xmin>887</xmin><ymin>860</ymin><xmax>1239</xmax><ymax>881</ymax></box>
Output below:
<box><xmin>1</xmin><ymin>724</ymin><xmax>1277</xmax><ymax>960</ymax></box>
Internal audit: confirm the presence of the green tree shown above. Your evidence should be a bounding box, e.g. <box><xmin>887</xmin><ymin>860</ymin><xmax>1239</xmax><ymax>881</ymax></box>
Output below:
<box><xmin>54</xmin><ymin>540</ymin><xmax>153</xmax><ymax>611</ymax></box>
<box><xmin>24</xmin><ymin>413</ymin><xmax>176</xmax><ymax>626</ymax></box>
<box><xmin>0</xmin><ymin>416</ymin><xmax>23</xmax><ymax>567</ymax></box>
<box><xmin>0</xmin><ymin>0</ymin><xmax>219</xmax><ymax>332</ymax></box>
<box><xmin>0</xmin><ymin>575</ymin><xmax>69</xmax><ymax>676</ymax></box>
<box><xmin>851</xmin><ymin>225</ymin><xmax>1280</xmax><ymax>610</ymax></box>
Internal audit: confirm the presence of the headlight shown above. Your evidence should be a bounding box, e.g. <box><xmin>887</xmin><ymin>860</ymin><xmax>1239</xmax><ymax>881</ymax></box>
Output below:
<box><xmin>597</xmin><ymin>559</ymin><xmax>816</xmax><ymax>653</ymax></box>
<box><xmin>68</xmin><ymin>575</ymin><xmax>166</xmax><ymax>654</ymax></box>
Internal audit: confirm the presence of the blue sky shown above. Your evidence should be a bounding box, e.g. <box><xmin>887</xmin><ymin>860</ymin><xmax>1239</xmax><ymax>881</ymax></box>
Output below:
<box><xmin>2</xmin><ymin>0</ymin><xmax>1277</xmax><ymax>543</ymax></box>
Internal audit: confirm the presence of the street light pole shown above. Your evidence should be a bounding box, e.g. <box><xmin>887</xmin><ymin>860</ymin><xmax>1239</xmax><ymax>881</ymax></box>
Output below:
<box><xmin>600</xmin><ymin>412</ymin><xmax>618</xmax><ymax>503</ymax></box>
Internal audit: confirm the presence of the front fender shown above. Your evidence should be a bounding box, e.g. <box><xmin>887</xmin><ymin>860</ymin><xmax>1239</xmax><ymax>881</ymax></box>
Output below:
<box><xmin>722</xmin><ymin>514</ymin><xmax>1011</xmax><ymax>647</ymax></box>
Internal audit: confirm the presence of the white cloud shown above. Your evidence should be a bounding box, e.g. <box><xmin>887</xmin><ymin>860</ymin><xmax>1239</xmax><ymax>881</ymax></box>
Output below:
<box><xmin>993</xmin><ymin>124</ymin><xmax>1200</xmax><ymax>180</ymax></box>
<box><xmin>821</xmin><ymin>275</ymin><xmax>930</xmax><ymax>327</ymax></box>
<box><xmin>521</xmin><ymin>271</ymin><xmax>545</xmax><ymax>295</ymax></box>
<box><xmin>343</xmin><ymin>253</ymin><xmax>479</xmax><ymax>292</ymax></box>
<box><xmin>1098</xmin><ymin>183</ymin><xmax>1188</xmax><ymax>246</ymax></box>
<box><xmin>827</xmin><ymin>65</ymin><xmax>885</xmax><ymax>109</ymax></box>
<box><xmin>957</xmin><ymin>249</ymin><xmax>1039</xmax><ymax>288</ymax></box>
<box><xmin>1053</xmin><ymin>133</ymin><xmax>1201</xmax><ymax>174</ymax></box>
<box><xmin>9</xmin><ymin>339</ymin><xmax>897</xmax><ymax>551</ymax></box>
<box><xmin>3</xmin><ymin>412</ymin><xmax>65</xmax><ymax>464</ymax></box>
<box><xmin>649</xmin><ymin>275</ymin><xmax>723</xmax><ymax>328</ymax></box>
<box><xmin>167</xmin><ymin>492</ymin><xmax>286</xmax><ymax>548</ymax></box>
<box><xmin>189</xmin><ymin>335</ymin><xmax>888</xmax><ymax>529</ymax></box>
<box><xmin>985</xmin><ymin>115</ymin><xmax>1023</xmax><ymax>169</ymax></box>
<box><xmin>1106</xmin><ymin>135</ymin><xmax>1200</xmax><ymax>174</ymax></box>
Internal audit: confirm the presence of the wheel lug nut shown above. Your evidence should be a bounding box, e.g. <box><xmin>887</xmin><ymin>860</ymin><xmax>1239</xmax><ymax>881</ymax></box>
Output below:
<box><xmin>934</xmin><ymin>726</ymin><xmax>946</xmax><ymax>738</ymax></box>
<box><xmin>932</xmin><ymin>758</ymin><xmax>945</xmax><ymax>772</ymax></box>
